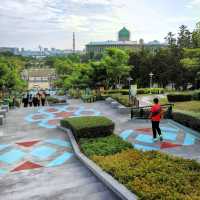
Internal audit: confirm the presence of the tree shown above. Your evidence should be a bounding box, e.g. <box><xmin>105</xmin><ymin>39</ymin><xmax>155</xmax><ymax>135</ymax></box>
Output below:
<box><xmin>192</xmin><ymin>22</ymin><xmax>200</xmax><ymax>48</ymax></box>
<box><xmin>177</xmin><ymin>25</ymin><xmax>192</xmax><ymax>48</ymax></box>
<box><xmin>101</xmin><ymin>48</ymin><xmax>131</xmax><ymax>88</ymax></box>
<box><xmin>165</xmin><ymin>32</ymin><xmax>176</xmax><ymax>47</ymax></box>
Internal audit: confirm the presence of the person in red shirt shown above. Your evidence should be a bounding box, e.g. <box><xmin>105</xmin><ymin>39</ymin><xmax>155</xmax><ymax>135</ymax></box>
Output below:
<box><xmin>149</xmin><ymin>98</ymin><xmax>163</xmax><ymax>142</ymax></box>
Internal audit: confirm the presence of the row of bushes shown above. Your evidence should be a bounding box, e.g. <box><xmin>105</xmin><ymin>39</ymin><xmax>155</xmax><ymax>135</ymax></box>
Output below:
<box><xmin>93</xmin><ymin>150</ymin><xmax>200</xmax><ymax>200</ymax></box>
<box><xmin>60</xmin><ymin>115</ymin><xmax>200</xmax><ymax>200</ymax></box>
<box><xmin>167</xmin><ymin>90</ymin><xmax>200</xmax><ymax>102</ymax></box>
<box><xmin>172</xmin><ymin>112</ymin><xmax>200</xmax><ymax>132</ymax></box>
<box><xmin>104</xmin><ymin>88</ymin><xmax>165</xmax><ymax>95</ymax></box>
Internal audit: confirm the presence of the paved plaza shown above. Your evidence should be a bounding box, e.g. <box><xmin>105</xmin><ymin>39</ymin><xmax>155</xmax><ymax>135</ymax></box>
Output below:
<box><xmin>0</xmin><ymin>99</ymin><xmax>200</xmax><ymax>199</ymax></box>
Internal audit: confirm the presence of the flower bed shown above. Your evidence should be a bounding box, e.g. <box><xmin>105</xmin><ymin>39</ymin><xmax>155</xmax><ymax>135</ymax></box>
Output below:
<box><xmin>92</xmin><ymin>150</ymin><xmax>200</xmax><ymax>200</ymax></box>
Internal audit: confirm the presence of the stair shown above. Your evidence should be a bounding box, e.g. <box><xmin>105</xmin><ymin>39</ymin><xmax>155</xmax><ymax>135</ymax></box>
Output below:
<box><xmin>0</xmin><ymin>108</ymin><xmax>121</xmax><ymax>200</ymax></box>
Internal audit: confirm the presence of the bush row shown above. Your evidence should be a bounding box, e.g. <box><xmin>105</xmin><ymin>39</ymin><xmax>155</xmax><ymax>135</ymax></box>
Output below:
<box><xmin>104</xmin><ymin>88</ymin><xmax>165</xmax><ymax>95</ymax></box>
<box><xmin>60</xmin><ymin>116</ymin><xmax>114</xmax><ymax>140</ymax></box>
<box><xmin>93</xmin><ymin>149</ymin><xmax>200</xmax><ymax>200</ymax></box>
<box><xmin>172</xmin><ymin>112</ymin><xmax>200</xmax><ymax>132</ymax></box>
<box><xmin>167</xmin><ymin>90</ymin><xmax>200</xmax><ymax>102</ymax></box>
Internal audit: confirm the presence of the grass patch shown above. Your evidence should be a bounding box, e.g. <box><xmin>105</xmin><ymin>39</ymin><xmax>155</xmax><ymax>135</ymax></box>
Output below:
<box><xmin>79</xmin><ymin>135</ymin><xmax>132</xmax><ymax>157</ymax></box>
<box><xmin>60</xmin><ymin>116</ymin><xmax>114</xmax><ymax>140</ymax></box>
<box><xmin>93</xmin><ymin>149</ymin><xmax>200</xmax><ymax>200</ymax></box>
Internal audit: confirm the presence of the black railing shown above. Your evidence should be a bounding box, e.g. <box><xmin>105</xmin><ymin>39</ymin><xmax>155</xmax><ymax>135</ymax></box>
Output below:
<box><xmin>131</xmin><ymin>104</ymin><xmax>174</xmax><ymax>120</ymax></box>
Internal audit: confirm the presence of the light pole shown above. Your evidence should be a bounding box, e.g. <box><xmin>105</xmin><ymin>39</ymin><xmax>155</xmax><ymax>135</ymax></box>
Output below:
<box><xmin>127</xmin><ymin>77</ymin><xmax>133</xmax><ymax>103</ymax></box>
<box><xmin>149</xmin><ymin>72</ymin><xmax>154</xmax><ymax>94</ymax></box>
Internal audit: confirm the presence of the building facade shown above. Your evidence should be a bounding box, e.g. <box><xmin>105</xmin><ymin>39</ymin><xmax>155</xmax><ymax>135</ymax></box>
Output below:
<box><xmin>86</xmin><ymin>27</ymin><xmax>166</xmax><ymax>54</ymax></box>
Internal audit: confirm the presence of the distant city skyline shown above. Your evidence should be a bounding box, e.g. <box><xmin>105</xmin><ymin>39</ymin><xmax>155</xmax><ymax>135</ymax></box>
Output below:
<box><xmin>0</xmin><ymin>0</ymin><xmax>199</xmax><ymax>50</ymax></box>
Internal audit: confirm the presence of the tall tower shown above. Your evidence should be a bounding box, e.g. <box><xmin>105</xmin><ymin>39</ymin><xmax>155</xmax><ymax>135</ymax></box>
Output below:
<box><xmin>73</xmin><ymin>32</ymin><xmax>75</xmax><ymax>53</ymax></box>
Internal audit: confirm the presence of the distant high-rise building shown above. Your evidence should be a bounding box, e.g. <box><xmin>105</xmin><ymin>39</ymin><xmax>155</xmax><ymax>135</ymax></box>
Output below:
<box><xmin>73</xmin><ymin>32</ymin><xmax>75</xmax><ymax>53</ymax></box>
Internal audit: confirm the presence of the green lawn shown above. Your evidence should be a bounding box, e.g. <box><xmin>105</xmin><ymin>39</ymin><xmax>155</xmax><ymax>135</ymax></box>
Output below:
<box><xmin>159</xmin><ymin>98</ymin><xmax>200</xmax><ymax>118</ymax></box>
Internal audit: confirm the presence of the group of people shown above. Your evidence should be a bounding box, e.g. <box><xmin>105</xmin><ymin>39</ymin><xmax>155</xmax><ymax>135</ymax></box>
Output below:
<box><xmin>22</xmin><ymin>91</ymin><xmax>47</xmax><ymax>107</ymax></box>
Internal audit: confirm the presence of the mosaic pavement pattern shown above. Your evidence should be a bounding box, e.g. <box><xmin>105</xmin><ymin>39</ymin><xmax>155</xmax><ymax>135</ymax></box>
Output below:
<box><xmin>25</xmin><ymin>105</ymin><xmax>101</xmax><ymax>129</ymax></box>
<box><xmin>120</xmin><ymin>122</ymin><xmax>200</xmax><ymax>151</ymax></box>
<box><xmin>0</xmin><ymin>138</ymin><xmax>73</xmax><ymax>175</ymax></box>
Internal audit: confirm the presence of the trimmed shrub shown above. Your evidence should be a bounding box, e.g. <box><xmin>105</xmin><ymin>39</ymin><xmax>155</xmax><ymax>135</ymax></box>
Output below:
<box><xmin>192</xmin><ymin>90</ymin><xmax>200</xmax><ymax>100</ymax></box>
<box><xmin>137</xmin><ymin>88</ymin><xmax>164</xmax><ymax>94</ymax></box>
<box><xmin>79</xmin><ymin>135</ymin><xmax>132</xmax><ymax>157</ymax></box>
<box><xmin>60</xmin><ymin>116</ymin><xmax>114</xmax><ymax>140</ymax></box>
<box><xmin>47</xmin><ymin>96</ymin><xmax>66</xmax><ymax>104</ymax></box>
<box><xmin>93</xmin><ymin>149</ymin><xmax>200</xmax><ymax>200</ymax></box>
<box><xmin>167</xmin><ymin>94</ymin><xmax>192</xmax><ymax>102</ymax></box>
<box><xmin>172</xmin><ymin>112</ymin><xmax>200</xmax><ymax>132</ymax></box>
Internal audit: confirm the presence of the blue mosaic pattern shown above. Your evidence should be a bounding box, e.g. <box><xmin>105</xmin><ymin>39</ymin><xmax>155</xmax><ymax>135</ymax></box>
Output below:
<box><xmin>31</xmin><ymin>146</ymin><xmax>56</xmax><ymax>159</ymax></box>
<box><xmin>120</xmin><ymin>130</ymin><xmax>134</xmax><ymax>140</ymax></box>
<box><xmin>0</xmin><ymin>144</ymin><xmax>9</xmax><ymax>151</ymax></box>
<box><xmin>0</xmin><ymin>149</ymin><xmax>26</xmax><ymax>164</ymax></box>
<box><xmin>0</xmin><ymin>138</ymin><xmax>74</xmax><ymax>175</ymax></box>
<box><xmin>183</xmin><ymin>133</ymin><xmax>196</xmax><ymax>145</ymax></box>
<box><xmin>47</xmin><ymin>152</ymin><xmax>73</xmax><ymax>167</ymax></box>
<box><xmin>0</xmin><ymin>169</ymin><xmax>7</xmax><ymax>175</ymax></box>
<box><xmin>46</xmin><ymin>139</ymin><xmax>72</xmax><ymax>148</ymax></box>
<box><xmin>25</xmin><ymin>105</ymin><xmax>101</xmax><ymax>129</ymax></box>
<box><xmin>120</xmin><ymin>123</ymin><xmax>199</xmax><ymax>151</ymax></box>
<box><xmin>136</xmin><ymin>134</ymin><xmax>154</xmax><ymax>144</ymax></box>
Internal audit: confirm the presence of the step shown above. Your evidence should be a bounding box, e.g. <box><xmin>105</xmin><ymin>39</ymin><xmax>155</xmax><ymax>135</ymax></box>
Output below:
<box><xmin>45</xmin><ymin>181</ymin><xmax>109</xmax><ymax>199</ymax></box>
<box><xmin>1</xmin><ymin>176</ymin><xmax>99</xmax><ymax>200</ymax></box>
<box><xmin>85</xmin><ymin>190</ymin><xmax>120</xmax><ymax>200</ymax></box>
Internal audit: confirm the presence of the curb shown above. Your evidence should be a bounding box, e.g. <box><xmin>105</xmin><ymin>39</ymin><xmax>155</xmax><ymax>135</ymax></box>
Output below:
<box><xmin>58</xmin><ymin>125</ymin><xmax>138</xmax><ymax>200</ymax></box>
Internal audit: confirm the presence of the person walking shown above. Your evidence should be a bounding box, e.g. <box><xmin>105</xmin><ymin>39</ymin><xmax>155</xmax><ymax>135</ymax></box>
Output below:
<box><xmin>149</xmin><ymin>98</ymin><xmax>163</xmax><ymax>142</ymax></box>
<box><xmin>36</xmin><ymin>93</ymin><xmax>41</xmax><ymax>107</ymax></box>
<box><xmin>22</xmin><ymin>93</ymin><xmax>28</xmax><ymax>108</ymax></box>
<box><xmin>28</xmin><ymin>94</ymin><xmax>33</xmax><ymax>107</ymax></box>
<box><xmin>32</xmin><ymin>95</ymin><xmax>38</xmax><ymax>107</ymax></box>
<box><xmin>41</xmin><ymin>92</ymin><xmax>46</xmax><ymax>106</ymax></box>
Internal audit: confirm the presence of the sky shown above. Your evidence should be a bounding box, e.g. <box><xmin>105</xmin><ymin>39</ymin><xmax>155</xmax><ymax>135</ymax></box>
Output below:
<box><xmin>0</xmin><ymin>0</ymin><xmax>200</xmax><ymax>50</ymax></box>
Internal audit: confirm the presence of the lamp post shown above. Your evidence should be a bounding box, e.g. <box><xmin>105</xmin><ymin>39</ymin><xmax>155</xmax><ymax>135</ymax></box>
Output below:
<box><xmin>149</xmin><ymin>72</ymin><xmax>154</xmax><ymax>94</ymax></box>
<box><xmin>127</xmin><ymin>77</ymin><xmax>133</xmax><ymax>103</ymax></box>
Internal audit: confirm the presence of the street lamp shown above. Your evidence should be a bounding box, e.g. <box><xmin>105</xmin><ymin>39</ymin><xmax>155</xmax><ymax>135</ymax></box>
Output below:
<box><xmin>149</xmin><ymin>72</ymin><xmax>154</xmax><ymax>94</ymax></box>
<box><xmin>127</xmin><ymin>77</ymin><xmax>133</xmax><ymax>103</ymax></box>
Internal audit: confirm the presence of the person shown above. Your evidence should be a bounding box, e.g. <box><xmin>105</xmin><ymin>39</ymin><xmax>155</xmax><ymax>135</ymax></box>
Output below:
<box><xmin>22</xmin><ymin>93</ymin><xmax>28</xmax><ymax>107</ymax></box>
<box><xmin>32</xmin><ymin>95</ymin><xmax>38</xmax><ymax>107</ymax></box>
<box><xmin>41</xmin><ymin>92</ymin><xmax>46</xmax><ymax>106</ymax></box>
<box><xmin>28</xmin><ymin>94</ymin><xmax>33</xmax><ymax>107</ymax></box>
<box><xmin>36</xmin><ymin>92</ymin><xmax>41</xmax><ymax>107</ymax></box>
<box><xmin>149</xmin><ymin>98</ymin><xmax>163</xmax><ymax>142</ymax></box>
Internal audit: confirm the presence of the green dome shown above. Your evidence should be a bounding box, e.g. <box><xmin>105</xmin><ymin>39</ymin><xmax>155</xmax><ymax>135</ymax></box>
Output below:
<box><xmin>118</xmin><ymin>27</ymin><xmax>130</xmax><ymax>41</ymax></box>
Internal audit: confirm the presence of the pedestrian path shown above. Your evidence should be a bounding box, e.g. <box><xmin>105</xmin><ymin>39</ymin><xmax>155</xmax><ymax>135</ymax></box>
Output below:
<box><xmin>0</xmin><ymin>107</ymin><xmax>119</xmax><ymax>200</ymax></box>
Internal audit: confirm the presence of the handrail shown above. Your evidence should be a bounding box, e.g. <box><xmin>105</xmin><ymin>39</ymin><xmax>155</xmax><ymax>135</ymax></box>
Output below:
<box><xmin>130</xmin><ymin>103</ymin><xmax>174</xmax><ymax>110</ymax></box>
<box><xmin>130</xmin><ymin>103</ymin><xmax>174</xmax><ymax>120</ymax></box>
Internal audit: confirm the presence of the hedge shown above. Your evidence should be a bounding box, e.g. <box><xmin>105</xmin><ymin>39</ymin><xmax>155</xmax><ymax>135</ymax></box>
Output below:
<box><xmin>93</xmin><ymin>149</ymin><xmax>200</xmax><ymax>200</ymax></box>
<box><xmin>192</xmin><ymin>90</ymin><xmax>200</xmax><ymax>100</ymax></box>
<box><xmin>79</xmin><ymin>135</ymin><xmax>132</xmax><ymax>157</ymax></box>
<box><xmin>47</xmin><ymin>96</ymin><xmax>66</xmax><ymax>104</ymax></box>
<box><xmin>60</xmin><ymin>116</ymin><xmax>114</xmax><ymax>140</ymax></box>
<box><xmin>167</xmin><ymin>94</ymin><xmax>192</xmax><ymax>102</ymax></box>
<box><xmin>172</xmin><ymin>112</ymin><xmax>200</xmax><ymax>132</ymax></box>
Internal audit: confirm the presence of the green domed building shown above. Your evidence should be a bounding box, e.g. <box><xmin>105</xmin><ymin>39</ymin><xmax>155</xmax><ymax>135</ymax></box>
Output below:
<box><xmin>118</xmin><ymin>27</ymin><xmax>130</xmax><ymax>41</ymax></box>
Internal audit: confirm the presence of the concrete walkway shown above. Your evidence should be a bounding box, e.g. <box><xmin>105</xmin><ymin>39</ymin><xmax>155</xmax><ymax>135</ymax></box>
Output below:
<box><xmin>0</xmin><ymin>107</ymin><xmax>119</xmax><ymax>200</ymax></box>
<box><xmin>1</xmin><ymin>99</ymin><xmax>200</xmax><ymax>199</ymax></box>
